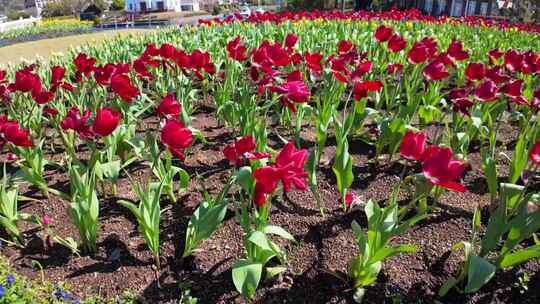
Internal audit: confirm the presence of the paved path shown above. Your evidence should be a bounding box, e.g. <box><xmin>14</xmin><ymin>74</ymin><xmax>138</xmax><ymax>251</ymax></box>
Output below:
<box><xmin>0</xmin><ymin>29</ymin><xmax>152</xmax><ymax>66</ymax></box>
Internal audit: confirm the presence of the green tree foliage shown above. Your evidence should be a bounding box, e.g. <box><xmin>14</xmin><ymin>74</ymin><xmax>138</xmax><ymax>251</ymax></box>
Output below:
<box><xmin>111</xmin><ymin>0</ymin><xmax>125</xmax><ymax>11</ymax></box>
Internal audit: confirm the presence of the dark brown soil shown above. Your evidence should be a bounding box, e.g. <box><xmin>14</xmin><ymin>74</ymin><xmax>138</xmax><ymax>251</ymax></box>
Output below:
<box><xmin>2</xmin><ymin>109</ymin><xmax>540</xmax><ymax>304</ymax></box>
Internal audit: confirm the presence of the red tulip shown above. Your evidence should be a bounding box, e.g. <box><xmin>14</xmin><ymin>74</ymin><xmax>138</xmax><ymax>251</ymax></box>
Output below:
<box><xmin>420</xmin><ymin>37</ymin><xmax>438</xmax><ymax>59</ymax></box>
<box><xmin>0</xmin><ymin>70</ymin><xmax>6</xmax><ymax>83</ymax></box>
<box><xmin>269</xmin><ymin>79</ymin><xmax>310</xmax><ymax>112</ymax></box>
<box><xmin>343</xmin><ymin>191</ymin><xmax>356</xmax><ymax>206</ymax></box>
<box><xmin>14</xmin><ymin>69</ymin><xmax>41</xmax><ymax>94</ymax></box>
<box><xmin>43</xmin><ymin>107</ymin><xmax>59</xmax><ymax>116</ymax></box>
<box><xmin>353</xmin><ymin>80</ymin><xmax>382</xmax><ymax>101</ymax></box>
<box><xmin>387</xmin><ymin>63</ymin><xmax>404</xmax><ymax>74</ymax></box>
<box><xmin>223</xmin><ymin>135</ymin><xmax>270</xmax><ymax>166</ymax></box>
<box><xmin>157</xmin><ymin>93</ymin><xmax>182</xmax><ymax>118</ymax></box>
<box><xmin>190</xmin><ymin>49</ymin><xmax>216</xmax><ymax>75</ymax></box>
<box><xmin>407</xmin><ymin>42</ymin><xmax>428</xmax><ymax>64</ymax></box>
<box><xmin>400</xmin><ymin>130</ymin><xmax>427</xmax><ymax>161</ymax></box>
<box><xmin>422</xmin><ymin>146</ymin><xmax>466</xmax><ymax>192</ymax></box>
<box><xmin>111</xmin><ymin>74</ymin><xmax>139</xmax><ymax>103</ymax></box>
<box><xmin>465</xmin><ymin>62</ymin><xmax>486</xmax><ymax>81</ymax></box>
<box><xmin>226</xmin><ymin>36</ymin><xmax>248</xmax><ymax>61</ymax></box>
<box><xmin>159</xmin><ymin>43</ymin><xmax>177</xmax><ymax>59</ymax></box>
<box><xmin>51</xmin><ymin>66</ymin><xmax>66</xmax><ymax>90</ymax></box>
<box><xmin>3</xmin><ymin>122</ymin><xmax>33</xmax><ymax>147</ymax></box>
<box><xmin>32</xmin><ymin>90</ymin><xmax>55</xmax><ymax>105</ymax></box>
<box><xmin>423</xmin><ymin>60</ymin><xmax>449</xmax><ymax>81</ymax></box>
<box><xmin>305</xmin><ymin>51</ymin><xmax>323</xmax><ymax>74</ymax></box>
<box><xmin>275</xmin><ymin>141</ymin><xmax>308</xmax><ymax>192</ymax></box>
<box><xmin>474</xmin><ymin>80</ymin><xmax>498</xmax><ymax>102</ymax></box>
<box><xmin>73</xmin><ymin>53</ymin><xmax>96</xmax><ymax>81</ymax></box>
<box><xmin>500</xmin><ymin>79</ymin><xmax>523</xmax><ymax>98</ymax></box>
<box><xmin>252</xmin><ymin>141</ymin><xmax>308</xmax><ymax>206</ymax></box>
<box><xmin>337</xmin><ymin>40</ymin><xmax>354</xmax><ymax>54</ymax></box>
<box><xmin>452</xmin><ymin>98</ymin><xmax>475</xmax><ymax>116</ymax></box>
<box><xmin>253</xmin><ymin>167</ymin><xmax>281</xmax><ymax>206</ymax></box>
<box><xmin>447</xmin><ymin>39</ymin><xmax>469</xmax><ymax>61</ymax></box>
<box><xmin>284</xmin><ymin>33</ymin><xmax>298</xmax><ymax>49</ymax></box>
<box><xmin>529</xmin><ymin>140</ymin><xmax>540</xmax><ymax>165</ymax></box>
<box><xmin>387</xmin><ymin>34</ymin><xmax>407</xmax><ymax>53</ymax></box>
<box><xmin>488</xmin><ymin>49</ymin><xmax>504</xmax><ymax>60</ymax></box>
<box><xmin>161</xmin><ymin>119</ymin><xmax>193</xmax><ymax>160</ymax></box>
<box><xmin>486</xmin><ymin>66</ymin><xmax>510</xmax><ymax>84</ymax></box>
<box><xmin>92</xmin><ymin>107</ymin><xmax>121</xmax><ymax>137</ymax></box>
<box><xmin>60</xmin><ymin>106</ymin><xmax>93</xmax><ymax>139</ymax></box>
<box><xmin>374</xmin><ymin>25</ymin><xmax>393</xmax><ymax>42</ymax></box>
<box><xmin>504</xmin><ymin>49</ymin><xmax>523</xmax><ymax>72</ymax></box>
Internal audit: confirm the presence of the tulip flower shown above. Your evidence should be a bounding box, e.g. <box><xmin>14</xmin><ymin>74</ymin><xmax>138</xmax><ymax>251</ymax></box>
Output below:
<box><xmin>465</xmin><ymin>62</ymin><xmax>486</xmax><ymax>81</ymax></box>
<box><xmin>2</xmin><ymin>122</ymin><xmax>33</xmax><ymax>147</ymax></box>
<box><xmin>253</xmin><ymin>142</ymin><xmax>308</xmax><ymax>206</ymax></box>
<box><xmin>73</xmin><ymin>53</ymin><xmax>96</xmax><ymax>82</ymax></box>
<box><xmin>488</xmin><ymin>49</ymin><xmax>504</xmax><ymax>61</ymax></box>
<box><xmin>422</xmin><ymin>146</ymin><xmax>467</xmax><ymax>192</ymax></box>
<box><xmin>305</xmin><ymin>51</ymin><xmax>323</xmax><ymax>75</ymax></box>
<box><xmin>423</xmin><ymin>60</ymin><xmax>449</xmax><ymax>81</ymax></box>
<box><xmin>500</xmin><ymin>79</ymin><xmax>523</xmax><ymax>98</ymax></box>
<box><xmin>475</xmin><ymin>80</ymin><xmax>498</xmax><ymax>102</ymax></box>
<box><xmin>387</xmin><ymin>34</ymin><xmax>407</xmax><ymax>53</ymax></box>
<box><xmin>344</xmin><ymin>191</ymin><xmax>357</xmax><ymax>207</ymax></box>
<box><xmin>407</xmin><ymin>42</ymin><xmax>429</xmax><ymax>64</ymax></box>
<box><xmin>504</xmin><ymin>49</ymin><xmax>523</xmax><ymax>73</ymax></box>
<box><xmin>337</xmin><ymin>40</ymin><xmax>354</xmax><ymax>54</ymax></box>
<box><xmin>43</xmin><ymin>215</ymin><xmax>50</xmax><ymax>226</ymax></box>
<box><xmin>284</xmin><ymin>33</ymin><xmax>298</xmax><ymax>49</ymax></box>
<box><xmin>447</xmin><ymin>39</ymin><xmax>469</xmax><ymax>61</ymax></box>
<box><xmin>157</xmin><ymin>93</ymin><xmax>182</xmax><ymax>118</ymax></box>
<box><xmin>92</xmin><ymin>107</ymin><xmax>121</xmax><ymax>137</ymax></box>
<box><xmin>190</xmin><ymin>49</ymin><xmax>216</xmax><ymax>76</ymax></box>
<box><xmin>374</xmin><ymin>25</ymin><xmax>393</xmax><ymax>42</ymax></box>
<box><xmin>226</xmin><ymin>36</ymin><xmax>249</xmax><ymax>62</ymax></box>
<box><xmin>43</xmin><ymin>107</ymin><xmax>59</xmax><ymax>117</ymax></box>
<box><xmin>60</xmin><ymin>106</ymin><xmax>93</xmax><ymax>139</ymax></box>
<box><xmin>353</xmin><ymin>80</ymin><xmax>382</xmax><ymax>101</ymax></box>
<box><xmin>269</xmin><ymin>79</ymin><xmax>310</xmax><ymax>112</ymax></box>
<box><xmin>400</xmin><ymin>131</ymin><xmax>427</xmax><ymax>161</ymax></box>
<box><xmin>529</xmin><ymin>140</ymin><xmax>540</xmax><ymax>166</ymax></box>
<box><xmin>387</xmin><ymin>63</ymin><xmax>404</xmax><ymax>74</ymax></box>
<box><xmin>486</xmin><ymin>66</ymin><xmax>510</xmax><ymax>84</ymax></box>
<box><xmin>223</xmin><ymin>136</ymin><xmax>270</xmax><ymax>166</ymax></box>
<box><xmin>32</xmin><ymin>90</ymin><xmax>55</xmax><ymax>105</ymax></box>
<box><xmin>161</xmin><ymin>119</ymin><xmax>193</xmax><ymax>160</ymax></box>
<box><xmin>14</xmin><ymin>69</ymin><xmax>42</xmax><ymax>94</ymax></box>
<box><xmin>111</xmin><ymin>74</ymin><xmax>139</xmax><ymax>103</ymax></box>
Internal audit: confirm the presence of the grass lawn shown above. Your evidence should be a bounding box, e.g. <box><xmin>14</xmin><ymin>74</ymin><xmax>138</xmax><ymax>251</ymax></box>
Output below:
<box><xmin>0</xmin><ymin>29</ymin><xmax>153</xmax><ymax>66</ymax></box>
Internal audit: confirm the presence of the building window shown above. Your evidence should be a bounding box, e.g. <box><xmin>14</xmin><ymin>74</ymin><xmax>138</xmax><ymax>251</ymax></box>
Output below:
<box><xmin>467</xmin><ymin>0</ymin><xmax>477</xmax><ymax>15</ymax></box>
<box><xmin>480</xmin><ymin>2</ymin><xmax>488</xmax><ymax>15</ymax></box>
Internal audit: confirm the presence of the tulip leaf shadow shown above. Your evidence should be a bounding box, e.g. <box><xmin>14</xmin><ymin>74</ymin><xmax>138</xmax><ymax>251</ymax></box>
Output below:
<box><xmin>67</xmin><ymin>234</ymin><xmax>151</xmax><ymax>278</ymax></box>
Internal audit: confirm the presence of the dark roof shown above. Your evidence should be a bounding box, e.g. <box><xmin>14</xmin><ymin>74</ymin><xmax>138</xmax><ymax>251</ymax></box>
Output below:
<box><xmin>82</xmin><ymin>4</ymin><xmax>102</xmax><ymax>14</ymax></box>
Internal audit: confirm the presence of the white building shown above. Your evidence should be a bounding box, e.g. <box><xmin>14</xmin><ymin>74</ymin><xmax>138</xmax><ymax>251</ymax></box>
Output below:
<box><xmin>24</xmin><ymin>0</ymin><xmax>54</xmax><ymax>16</ymax></box>
<box><xmin>125</xmin><ymin>0</ymin><xmax>201</xmax><ymax>12</ymax></box>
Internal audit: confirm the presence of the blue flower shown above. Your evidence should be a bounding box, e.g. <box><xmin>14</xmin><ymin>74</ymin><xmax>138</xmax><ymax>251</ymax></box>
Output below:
<box><xmin>54</xmin><ymin>287</ymin><xmax>72</xmax><ymax>301</ymax></box>
<box><xmin>0</xmin><ymin>285</ymin><xmax>4</xmax><ymax>299</ymax></box>
<box><xmin>6</xmin><ymin>274</ymin><xmax>14</xmax><ymax>287</ymax></box>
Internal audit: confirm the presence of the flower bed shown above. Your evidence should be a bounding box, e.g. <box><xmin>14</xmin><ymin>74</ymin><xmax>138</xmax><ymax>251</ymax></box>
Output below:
<box><xmin>0</xmin><ymin>18</ymin><xmax>94</xmax><ymax>48</ymax></box>
<box><xmin>0</xmin><ymin>9</ymin><xmax>539</xmax><ymax>303</ymax></box>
